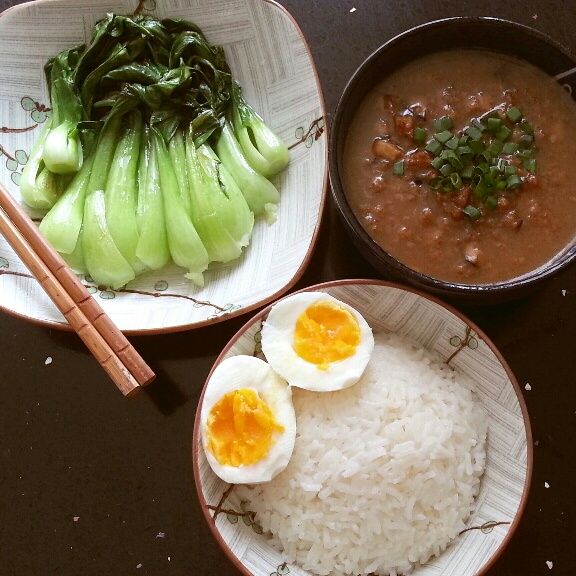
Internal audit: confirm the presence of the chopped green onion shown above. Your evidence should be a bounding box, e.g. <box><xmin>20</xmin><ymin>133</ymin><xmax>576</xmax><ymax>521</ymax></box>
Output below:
<box><xmin>502</xmin><ymin>141</ymin><xmax>519</xmax><ymax>155</ymax></box>
<box><xmin>518</xmin><ymin>134</ymin><xmax>534</xmax><ymax>148</ymax></box>
<box><xmin>460</xmin><ymin>165</ymin><xmax>474</xmax><ymax>180</ymax></box>
<box><xmin>393</xmin><ymin>160</ymin><xmax>404</xmax><ymax>175</ymax></box>
<box><xmin>450</xmin><ymin>172</ymin><xmax>463</xmax><ymax>189</ymax></box>
<box><xmin>457</xmin><ymin>145</ymin><xmax>473</xmax><ymax>156</ymax></box>
<box><xmin>473</xmin><ymin>179</ymin><xmax>489</xmax><ymax>198</ymax></box>
<box><xmin>431</xmin><ymin>157</ymin><xmax>445</xmax><ymax>171</ymax></box>
<box><xmin>504</xmin><ymin>165</ymin><xmax>518</xmax><ymax>176</ymax></box>
<box><xmin>465</xmin><ymin>125</ymin><xmax>483</xmax><ymax>140</ymax></box>
<box><xmin>429</xmin><ymin>177</ymin><xmax>442</xmax><ymax>190</ymax></box>
<box><xmin>445</xmin><ymin>136</ymin><xmax>460</xmax><ymax>150</ymax></box>
<box><xmin>487</xmin><ymin>117</ymin><xmax>503</xmax><ymax>133</ymax></box>
<box><xmin>463</xmin><ymin>205</ymin><xmax>482</xmax><ymax>221</ymax></box>
<box><xmin>441</xmin><ymin>178</ymin><xmax>454</xmax><ymax>193</ymax></box>
<box><xmin>522</xmin><ymin>158</ymin><xmax>537</xmax><ymax>172</ymax></box>
<box><xmin>413</xmin><ymin>126</ymin><xmax>428</xmax><ymax>144</ymax></box>
<box><xmin>468</xmin><ymin>140</ymin><xmax>485</xmax><ymax>154</ymax></box>
<box><xmin>471</xmin><ymin>118</ymin><xmax>487</xmax><ymax>132</ymax></box>
<box><xmin>488</xmin><ymin>139</ymin><xmax>503</xmax><ymax>156</ymax></box>
<box><xmin>519</xmin><ymin>120</ymin><xmax>534</xmax><ymax>135</ymax></box>
<box><xmin>484</xmin><ymin>195</ymin><xmax>498</xmax><ymax>210</ymax></box>
<box><xmin>433</xmin><ymin>115</ymin><xmax>454</xmax><ymax>131</ymax></box>
<box><xmin>506</xmin><ymin>106</ymin><xmax>523</xmax><ymax>123</ymax></box>
<box><xmin>434</xmin><ymin>130</ymin><xmax>453</xmax><ymax>144</ymax></box>
<box><xmin>517</xmin><ymin>147</ymin><xmax>534</xmax><ymax>159</ymax></box>
<box><xmin>425</xmin><ymin>139</ymin><xmax>443</xmax><ymax>156</ymax></box>
<box><xmin>440</xmin><ymin>163</ymin><xmax>455</xmax><ymax>176</ymax></box>
<box><xmin>495</xmin><ymin>177</ymin><xmax>507</xmax><ymax>190</ymax></box>
<box><xmin>506</xmin><ymin>174</ymin><xmax>522</xmax><ymax>188</ymax></box>
<box><xmin>496</xmin><ymin>125</ymin><xmax>512</xmax><ymax>141</ymax></box>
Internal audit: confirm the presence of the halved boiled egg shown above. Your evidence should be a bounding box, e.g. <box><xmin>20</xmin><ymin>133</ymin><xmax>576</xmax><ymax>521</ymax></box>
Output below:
<box><xmin>200</xmin><ymin>355</ymin><xmax>296</xmax><ymax>484</ymax></box>
<box><xmin>261</xmin><ymin>291</ymin><xmax>374</xmax><ymax>391</ymax></box>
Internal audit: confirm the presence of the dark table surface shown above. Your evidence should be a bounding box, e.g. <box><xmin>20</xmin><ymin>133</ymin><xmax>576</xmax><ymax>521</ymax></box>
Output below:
<box><xmin>1</xmin><ymin>0</ymin><xmax>575</xmax><ymax>575</ymax></box>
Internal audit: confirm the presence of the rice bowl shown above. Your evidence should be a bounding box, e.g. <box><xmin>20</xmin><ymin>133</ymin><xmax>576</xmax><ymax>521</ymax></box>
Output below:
<box><xmin>192</xmin><ymin>280</ymin><xmax>532</xmax><ymax>576</ymax></box>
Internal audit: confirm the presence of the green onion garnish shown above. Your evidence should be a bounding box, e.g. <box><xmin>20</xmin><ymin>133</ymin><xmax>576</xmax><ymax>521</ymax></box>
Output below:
<box><xmin>465</xmin><ymin>125</ymin><xmax>483</xmax><ymax>140</ymax></box>
<box><xmin>434</xmin><ymin>130</ymin><xmax>453</xmax><ymax>144</ymax></box>
<box><xmin>506</xmin><ymin>106</ymin><xmax>523</xmax><ymax>123</ymax></box>
<box><xmin>488</xmin><ymin>139</ymin><xmax>504</xmax><ymax>156</ymax></box>
<box><xmin>469</xmin><ymin>140</ymin><xmax>485</xmax><ymax>155</ymax></box>
<box><xmin>518</xmin><ymin>134</ymin><xmax>534</xmax><ymax>148</ymax></box>
<box><xmin>425</xmin><ymin>139</ymin><xmax>443</xmax><ymax>156</ymax></box>
<box><xmin>431</xmin><ymin>157</ymin><xmax>445</xmax><ymax>171</ymax></box>
<box><xmin>519</xmin><ymin>121</ymin><xmax>534</xmax><ymax>135</ymax></box>
<box><xmin>506</xmin><ymin>174</ymin><xmax>522</xmax><ymax>188</ymax></box>
<box><xmin>434</xmin><ymin>115</ymin><xmax>454</xmax><ymax>131</ymax></box>
<box><xmin>445</xmin><ymin>136</ymin><xmax>460</xmax><ymax>150</ymax></box>
<box><xmin>522</xmin><ymin>158</ymin><xmax>537</xmax><ymax>172</ymax></box>
<box><xmin>463</xmin><ymin>205</ymin><xmax>482</xmax><ymax>221</ymax></box>
<box><xmin>440</xmin><ymin>163</ymin><xmax>455</xmax><ymax>176</ymax></box>
<box><xmin>389</xmin><ymin>107</ymin><xmax>538</xmax><ymax>223</ymax></box>
<box><xmin>496</xmin><ymin>125</ymin><xmax>512</xmax><ymax>141</ymax></box>
<box><xmin>484</xmin><ymin>195</ymin><xmax>498</xmax><ymax>210</ymax></box>
<box><xmin>460</xmin><ymin>166</ymin><xmax>474</xmax><ymax>180</ymax></box>
<box><xmin>502</xmin><ymin>142</ymin><xmax>519</xmax><ymax>155</ymax></box>
<box><xmin>487</xmin><ymin>117</ymin><xmax>502</xmax><ymax>133</ymax></box>
<box><xmin>450</xmin><ymin>172</ymin><xmax>463</xmax><ymax>189</ymax></box>
<box><xmin>393</xmin><ymin>160</ymin><xmax>404</xmax><ymax>175</ymax></box>
<box><xmin>413</xmin><ymin>126</ymin><xmax>428</xmax><ymax>144</ymax></box>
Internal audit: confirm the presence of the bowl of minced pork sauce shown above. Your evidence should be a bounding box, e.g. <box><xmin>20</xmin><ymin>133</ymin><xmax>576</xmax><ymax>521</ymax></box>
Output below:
<box><xmin>330</xmin><ymin>17</ymin><xmax>576</xmax><ymax>302</ymax></box>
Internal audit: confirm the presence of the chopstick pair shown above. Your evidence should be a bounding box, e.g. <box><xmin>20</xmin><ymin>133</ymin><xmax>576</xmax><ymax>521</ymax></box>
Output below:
<box><xmin>0</xmin><ymin>183</ymin><xmax>155</xmax><ymax>396</ymax></box>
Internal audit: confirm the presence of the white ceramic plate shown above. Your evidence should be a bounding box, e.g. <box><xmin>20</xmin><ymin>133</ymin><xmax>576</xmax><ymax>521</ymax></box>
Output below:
<box><xmin>0</xmin><ymin>0</ymin><xmax>326</xmax><ymax>333</ymax></box>
<box><xmin>193</xmin><ymin>280</ymin><xmax>532</xmax><ymax>576</ymax></box>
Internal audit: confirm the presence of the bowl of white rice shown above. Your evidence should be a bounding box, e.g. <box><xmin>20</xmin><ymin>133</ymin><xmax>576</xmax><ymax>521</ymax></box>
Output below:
<box><xmin>192</xmin><ymin>279</ymin><xmax>532</xmax><ymax>576</ymax></box>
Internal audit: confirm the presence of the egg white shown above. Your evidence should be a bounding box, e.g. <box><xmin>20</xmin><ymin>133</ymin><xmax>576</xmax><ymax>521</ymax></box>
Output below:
<box><xmin>261</xmin><ymin>291</ymin><xmax>375</xmax><ymax>392</ymax></box>
<box><xmin>200</xmin><ymin>354</ymin><xmax>296</xmax><ymax>484</ymax></box>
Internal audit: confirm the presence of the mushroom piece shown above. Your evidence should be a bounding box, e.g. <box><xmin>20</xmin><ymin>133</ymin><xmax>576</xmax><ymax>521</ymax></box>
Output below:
<box><xmin>464</xmin><ymin>245</ymin><xmax>483</xmax><ymax>265</ymax></box>
<box><xmin>372</xmin><ymin>138</ymin><xmax>404</xmax><ymax>161</ymax></box>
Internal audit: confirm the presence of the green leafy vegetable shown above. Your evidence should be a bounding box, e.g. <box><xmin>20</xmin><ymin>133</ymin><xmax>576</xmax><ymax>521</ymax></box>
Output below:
<box><xmin>21</xmin><ymin>12</ymin><xmax>290</xmax><ymax>289</ymax></box>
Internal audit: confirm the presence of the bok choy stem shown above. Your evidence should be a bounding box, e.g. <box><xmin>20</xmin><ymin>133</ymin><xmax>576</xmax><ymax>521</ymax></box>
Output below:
<box><xmin>151</xmin><ymin>127</ymin><xmax>209</xmax><ymax>286</ymax></box>
<box><xmin>104</xmin><ymin>110</ymin><xmax>148</xmax><ymax>275</ymax></box>
<box><xmin>135</xmin><ymin>127</ymin><xmax>170</xmax><ymax>270</ymax></box>
<box><xmin>215</xmin><ymin>121</ymin><xmax>280</xmax><ymax>222</ymax></box>
<box><xmin>231</xmin><ymin>82</ymin><xmax>289</xmax><ymax>178</ymax></box>
<box><xmin>42</xmin><ymin>46</ymin><xmax>84</xmax><ymax>174</ymax></box>
<box><xmin>38</xmin><ymin>153</ymin><xmax>95</xmax><ymax>254</ymax></box>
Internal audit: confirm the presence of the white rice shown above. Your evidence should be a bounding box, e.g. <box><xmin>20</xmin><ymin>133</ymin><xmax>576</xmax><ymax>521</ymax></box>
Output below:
<box><xmin>237</xmin><ymin>332</ymin><xmax>487</xmax><ymax>576</ymax></box>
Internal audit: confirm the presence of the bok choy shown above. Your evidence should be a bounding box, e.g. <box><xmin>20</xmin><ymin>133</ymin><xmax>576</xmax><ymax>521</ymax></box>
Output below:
<box><xmin>20</xmin><ymin>13</ymin><xmax>290</xmax><ymax>289</ymax></box>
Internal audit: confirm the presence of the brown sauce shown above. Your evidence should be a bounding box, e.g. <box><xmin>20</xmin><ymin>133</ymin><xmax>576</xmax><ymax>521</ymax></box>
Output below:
<box><xmin>343</xmin><ymin>49</ymin><xmax>576</xmax><ymax>284</ymax></box>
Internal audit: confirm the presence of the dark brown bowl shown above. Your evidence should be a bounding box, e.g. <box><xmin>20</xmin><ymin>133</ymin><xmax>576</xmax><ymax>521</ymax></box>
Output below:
<box><xmin>329</xmin><ymin>17</ymin><xmax>576</xmax><ymax>304</ymax></box>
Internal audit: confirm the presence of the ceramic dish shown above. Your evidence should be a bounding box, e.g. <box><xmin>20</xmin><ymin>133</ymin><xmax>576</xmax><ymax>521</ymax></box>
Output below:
<box><xmin>0</xmin><ymin>0</ymin><xmax>326</xmax><ymax>333</ymax></box>
<box><xmin>193</xmin><ymin>279</ymin><xmax>532</xmax><ymax>576</ymax></box>
<box><xmin>329</xmin><ymin>17</ymin><xmax>576</xmax><ymax>304</ymax></box>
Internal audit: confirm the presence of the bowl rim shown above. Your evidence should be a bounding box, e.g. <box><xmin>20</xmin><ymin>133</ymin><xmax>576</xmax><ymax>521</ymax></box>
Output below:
<box><xmin>328</xmin><ymin>16</ymin><xmax>576</xmax><ymax>298</ymax></box>
<box><xmin>191</xmin><ymin>277</ymin><xmax>534</xmax><ymax>576</ymax></box>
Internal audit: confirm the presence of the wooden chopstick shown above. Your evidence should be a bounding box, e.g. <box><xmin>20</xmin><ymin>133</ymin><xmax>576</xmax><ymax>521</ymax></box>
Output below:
<box><xmin>0</xmin><ymin>182</ymin><xmax>156</xmax><ymax>393</ymax></box>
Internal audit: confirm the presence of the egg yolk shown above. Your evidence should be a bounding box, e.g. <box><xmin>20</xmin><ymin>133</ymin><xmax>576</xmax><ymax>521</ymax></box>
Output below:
<box><xmin>206</xmin><ymin>388</ymin><xmax>284</xmax><ymax>467</ymax></box>
<box><xmin>293</xmin><ymin>300</ymin><xmax>361</xmax><ymax>369</ymax></box>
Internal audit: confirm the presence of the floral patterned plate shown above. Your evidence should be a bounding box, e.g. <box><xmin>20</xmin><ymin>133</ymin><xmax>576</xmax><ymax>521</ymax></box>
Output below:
<box><xmin>193</xmin><ymin>280</ymin><xmax>533</xmax><ymax>576</ymax></box>
<box><xmin>0</xmin><ymin>0</ymin><xmax>326</xmax><ymax>333</ymax></box>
